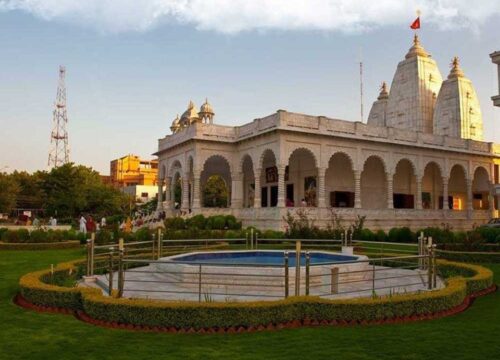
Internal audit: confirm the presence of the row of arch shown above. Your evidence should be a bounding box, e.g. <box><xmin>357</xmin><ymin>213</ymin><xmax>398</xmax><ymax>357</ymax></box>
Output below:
<box><xmin>157</xmin><ymin>148</ymin><xmax>493</xmax><ymax>212</ymax></box>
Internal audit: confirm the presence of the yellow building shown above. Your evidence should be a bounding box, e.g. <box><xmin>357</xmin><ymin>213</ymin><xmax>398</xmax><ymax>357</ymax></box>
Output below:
<box><xmin>110</xmin><ymin>154</ymin><xmax>158</xmax><ymax>187</ymax></box>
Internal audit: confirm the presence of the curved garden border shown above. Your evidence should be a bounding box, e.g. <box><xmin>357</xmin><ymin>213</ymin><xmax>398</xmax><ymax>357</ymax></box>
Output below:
<box><xmin>0</xmin><ymin>240</ymin><xmax>81</xmax><ymax>250</ymax></box>
<box><xmin>16</xmin><ymin>259</ymin><xmax>495</xmax><ymax>333</ymax></box>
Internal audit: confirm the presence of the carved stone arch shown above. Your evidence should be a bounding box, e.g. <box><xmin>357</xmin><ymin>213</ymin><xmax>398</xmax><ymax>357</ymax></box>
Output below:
<box><xmin>448</xmin><ymin>161</ymin><xmax>468</xmax><ymax>180</ymax></box>
<box><xmin>239</xmin><ymin>153</ymin><xmax>255</xmax><ymax>172</ymax></box>
<box><xmin>258</xmin><ymin>148</ymin><xmax>278</xmax><ymax>171</ymax></box>
<box><xmin>200</xmin><ymin>152</ymin><xmax>233</xmax><ymax>175</ymax></box>
<box><xmin>286</xmin><ymin>145</ymin><xmax>319</xmax><ymax>168</ymax></box>
<box><xmin>361</xmin><ymin>152</ymin><xmax>388</xmax><ymax>174</ymax></box>
<box><xmin>422</xmin><ymin>159</ymin><xmax>445</xmax><ymax>180</ymax></box>
<box><xmin>168</xmin><ymin>159</ymin><xmax>183</xmax><ymax>177</ymax></box>
<box><xmin>393</xmin><ymin>156</ymin><xmax>418</xmax><ymax>177</ymax></box>
<box><xmin>472</xmin><ymin>163</ymin><xmax>491</xmax><ymax>180</ymax></box>
<box><xmin>323</xmin><ymin>148</ymin><xmax>356</xmax><ymax>170</ymax></box>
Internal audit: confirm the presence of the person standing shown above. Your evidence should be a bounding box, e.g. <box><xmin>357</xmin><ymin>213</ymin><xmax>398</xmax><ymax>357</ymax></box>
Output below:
<box><xmin>79</xmin><ymin>215</ymin><xmax>87</xmax><ymax>234</ymax></box>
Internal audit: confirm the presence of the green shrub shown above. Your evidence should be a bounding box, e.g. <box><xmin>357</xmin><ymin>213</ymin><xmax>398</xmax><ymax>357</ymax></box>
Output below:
<box><xmin>164</xmin><ymin>217</ymin><xmax>185</xmax><ymax>230</ymax></box>
<box><xmin>186</xmin><ymin>215</ymin><xmax>206</xmax><ymax>230</ymax></box>
<box><xmin>211</xmin><ymin>215</ymin><xmax>226</xmax><ymax>230</ymax></box>
<box><xmin>95</xmin><ymin>229</ymin><xmax>114</xmax><ymax>245</ymax></box>
<box><xmin>19</xmin><ymin>259</ymin><xmax>493</xmax><ymax>330</ymax></box>
<box><xmin>225</xmin><ymin>215</ymin><xmax>241</xmax><ymax>230</ymax></box>
<box><xmin>29</xmin><ymin>230</ymin><xmax>49</xmax><ymax>243</ymax></box>
<box><xmin>375</xmin><ymin>230</ymin><xmax>387</xmax><ymax>242</ymax></box>
<box><xmin>134</xmin><ymin>228</ymin><xmax>151</xmax><ymax>241</ymax></box>
<box><xmin>388</xmin><ymin>227</ymin><xmax>414</xmax><ymax>243</ymax></box>
<box><xmin>359</xmin><ymin>229</ymin><xmax>375</xmax><ymax>241</ymax></box>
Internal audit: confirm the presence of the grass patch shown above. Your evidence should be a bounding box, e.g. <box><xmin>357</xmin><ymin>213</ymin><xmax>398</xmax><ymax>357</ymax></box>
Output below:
<box><xmin>0</xmin><ymin>249</ymin><xmax>499</xmax><ymax>360</ymax></box>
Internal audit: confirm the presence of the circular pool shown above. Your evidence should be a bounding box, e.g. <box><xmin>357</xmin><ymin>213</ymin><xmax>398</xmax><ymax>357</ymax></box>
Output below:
<box><xmin>169</xmin><ymin>250</ymin><xmax>359</xmax><ymax>266</ymax></box>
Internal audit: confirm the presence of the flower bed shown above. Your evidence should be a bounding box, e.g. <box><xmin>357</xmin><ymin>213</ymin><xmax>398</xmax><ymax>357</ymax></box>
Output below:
<box><xmin>17</xmin><ymin>259</ymin><xmax>494</xmax><ymax>331</ymax></box>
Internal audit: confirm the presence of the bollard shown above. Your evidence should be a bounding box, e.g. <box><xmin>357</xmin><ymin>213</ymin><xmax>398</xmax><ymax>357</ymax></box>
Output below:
<box><xmin>372</xmin><ymin>262</ymin><xmax>376</xmax><ymax>293</ymax></box>
<box><xmin>90</xmin><ymin>233</ymin><xmax>95</xmax><ymax>277</ymax></box>
<box><xmin>295</xmin><ymin>240</ymin><xmax>301</xmax><ymax>296</ymax></box>
<box><xmin>427</xmin><ymin>237</ymin><xmax>433</xmax><ymax>290</ymax></box>
<box><xmin>86</xmin><ymin>239</ymin><xmax>91</xmax><ymax>277</ymax></box>
<box><xmin>331</xmin><ymin>267</ymin><xmax>339</xmax><ymax>294</ymax></box>
<box><xmin>432</xmin><ymin>244</ymin><xmax>437</xmax><ymax>289</ymax></box>
<box><xmin>157</xmin><ymin>228</ymin><xmax>162</xmax><ymax>259</ymax></box>
<box><xmin>108</xmin><ymin>249</ymin><xmax>114</xmax><ymax>296</ymax></box>
<box><xmin>284</xmin><ymin>251</ymin><xmax>289</xmax><ymax>298</ymax></box>
<box><xmin>305</xmin><ymin>251</ymin><xmax>310</xmax><ymax>296</ymax></box>
<box><xmin>198</xmin><ymin>264</ymin><xmax>202</xmax><ymax>302</ymax></box>
<box><xmin>117</xmin><ymin>248</ymin><xmax>124</xmax><ymax>298</ymax></box>
<box><xmin>152</xmin><ymin>233</ymin><xmax>156</xmax><ymax>260</ymax></box>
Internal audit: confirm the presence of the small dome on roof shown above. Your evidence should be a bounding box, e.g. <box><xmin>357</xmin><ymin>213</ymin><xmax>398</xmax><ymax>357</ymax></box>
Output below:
<box><xmin>377</xmin><ymin>81</ymin><xmax>389</xmax><ymax>100</ymax></box>
<box><xmin>170</xmin><ymin>114</ymin><xmax>181</xmax><ymax>133</ymax></box>
<box><xmin>199</xmin><ymin>98</ymin><xmax>214</xmax><ymax>115</ymax></box>
<box><xmin>180</xmin><ymin>100</ymin><xmax>199</xmax><ymax>125</ymax></box>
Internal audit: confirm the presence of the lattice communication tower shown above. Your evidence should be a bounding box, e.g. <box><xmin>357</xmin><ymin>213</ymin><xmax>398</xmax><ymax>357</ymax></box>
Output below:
<box><xmin>48</xmin><ymin>66</ymin><xmax>70</xmax><ymax>168</ymax></box>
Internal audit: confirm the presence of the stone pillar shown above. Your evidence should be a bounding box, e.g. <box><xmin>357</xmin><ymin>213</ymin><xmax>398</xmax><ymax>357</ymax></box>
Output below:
<box><xmin>317</xmin><ymin>167</ymin><xmax>326</xmax><ymax>208</ymax></box>
<box><xmin>181</xmin><ymin>174</ymin><xmax>190</xmax><ymax>211</ymax></box>
<box><xmin>466</xmin><ymin>178</ymin><xmax>473</xmax><ymax>217</ymax></box>
<box><xmin>156</xmin><ymin>179</ymin><xmax>163</xmax><ymax>211</ymax></box>
<box><xmin>164</xmin><ymin>177</ymin><xmax>171</xmax><ymax>209</ymax></box>
<box><xmin>231</xmin><ymin>172</ymin><xmax>243</xmax><ymax>209</ymax></box>
<box><xmin>192</xmin><ymin>172</ymin><xmax>201</xmax><ymax>209</ymax></box>
<box><xmin>442</xmin><ymin>177</ymin><xmax>449</xmax><ymax>210</ymax></box>
<box><xmin>416</xmin><ymin>178</ymin><xmax>422</xmax><ymax>210</ymax></box>
<box><xmin>277</xmin><ymin>165</ymin><xmax>286</xmax><ymax>208</ymax></box>
<box><xmin>254</xmin><ymin>168</ymin><xmax>261</xmax><ymax>208</ymax></box>
<box><xmin>387</xmin><ymin>174</ymin><xmax>394</xmax><ymax>209</ymax></box>
<box><xmin>354</xmin><ymin>170</ymin><xmax>362</xmax><ymax>209</ymax></box>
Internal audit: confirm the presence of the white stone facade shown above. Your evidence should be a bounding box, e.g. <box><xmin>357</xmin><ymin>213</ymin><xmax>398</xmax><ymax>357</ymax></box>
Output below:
<box><xmin>155</xmin><ymin>38</ymin><xmax>500</xmax><ymax>231</ymax></box>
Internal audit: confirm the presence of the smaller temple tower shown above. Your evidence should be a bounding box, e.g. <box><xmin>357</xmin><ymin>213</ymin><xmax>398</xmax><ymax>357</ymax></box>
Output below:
<box><xmin>433</xmin><ymin>57</ymin><xmax>483</xmax><ymax>141</ymax></box>
<box><xmin>367</xmin><ymin>82</ymin><xmax>389</xmax><ymax>126</ymax></box>
<box><xmin>198</xmin><ymin>98</ymin><xmax>215</xmax><ymax>124</ymax></box>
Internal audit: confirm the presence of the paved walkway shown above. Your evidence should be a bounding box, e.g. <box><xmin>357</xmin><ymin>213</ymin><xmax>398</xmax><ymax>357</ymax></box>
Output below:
<box><xmin>90</xmin><ymin>264</ymin><xmax>444</xmax><ymax>302</ymax></box>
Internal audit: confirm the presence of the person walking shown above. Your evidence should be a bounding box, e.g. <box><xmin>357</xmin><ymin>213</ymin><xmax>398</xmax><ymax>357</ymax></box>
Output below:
<box><xmin>79</xmin><ymin>215</ymin><xmax>87</xmax><ymax>234</ymax></box>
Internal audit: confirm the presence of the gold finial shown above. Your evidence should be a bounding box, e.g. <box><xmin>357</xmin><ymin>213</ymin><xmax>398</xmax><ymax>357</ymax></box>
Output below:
<box><xmin>448</xmin><ymin>56</ymin><xmax>464</xmax><ymax>79</ymax></box>
<box><xmin>413</xmin><ymin>34</ymin><xmax>419</xmax><ymax>46</ymax></box>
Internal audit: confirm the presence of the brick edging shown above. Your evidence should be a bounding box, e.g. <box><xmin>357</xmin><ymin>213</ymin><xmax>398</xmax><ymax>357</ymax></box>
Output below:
<box><xmin>14</xmin><ymin>284</ymin><xmax>497</xmax><ymax>334</ymax></box>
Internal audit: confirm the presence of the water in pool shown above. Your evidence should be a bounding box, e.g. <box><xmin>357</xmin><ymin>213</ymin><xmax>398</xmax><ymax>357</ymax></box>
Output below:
<box><xmin>171</xmin><ymin>251</ymin><xmax>357</xmax><ymax>266</ymax></box>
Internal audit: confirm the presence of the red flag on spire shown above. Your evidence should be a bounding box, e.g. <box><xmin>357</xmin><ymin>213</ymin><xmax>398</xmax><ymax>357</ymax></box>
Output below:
<box><xmin>410</xmin><ymin>17</ymin><xmax>420</xmax><ymax>29</ymax></box>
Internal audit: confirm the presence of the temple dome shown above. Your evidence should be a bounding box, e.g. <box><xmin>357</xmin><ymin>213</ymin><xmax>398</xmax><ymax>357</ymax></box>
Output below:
<box><xmin>199</xmin><ymin>98</ymin><xmax>214</xmax><ymax>115</ymax></box>
<box><xmin>405</xmin><ymin>34</ymin><xmax>430</xmax><ymax>59</ymax></box>
<box><xmin>170</xmin><ymin>114</ymin><xmax>181</xmax><ymax>133</ymax></box>
<box><xmin>180</xmin><ymin>100</ymin><xmax>199</xmax><ymax>125</ymax></box>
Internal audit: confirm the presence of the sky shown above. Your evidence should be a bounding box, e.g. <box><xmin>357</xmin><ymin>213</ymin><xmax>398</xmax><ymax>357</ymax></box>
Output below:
<box><xmin>0</xmin><ymin>0</ymin><xmax>499</xmax><ymax>175</ymax></box>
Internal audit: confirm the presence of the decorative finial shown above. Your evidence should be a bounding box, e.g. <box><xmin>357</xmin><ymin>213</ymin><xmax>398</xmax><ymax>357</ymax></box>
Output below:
<box><xmin>413</xmin><ymin>34</ymin><xmax>419</xmax><ymax>46</ymax></box>
<box><xmin>448</xmin><ymin>56</ymin><xmax>464</xmax><ymax>79</ymax></box>
<box><xmin>377</xmin><ymin>81</ymin><xmax>389</xmax><ymax>100</ymax></box>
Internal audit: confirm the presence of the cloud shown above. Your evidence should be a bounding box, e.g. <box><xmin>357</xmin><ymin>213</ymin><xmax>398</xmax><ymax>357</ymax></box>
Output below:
<box><xmin>1</xmin><ymin>0</ymin><xmax>499</xmax><ymax>34</ymax></box>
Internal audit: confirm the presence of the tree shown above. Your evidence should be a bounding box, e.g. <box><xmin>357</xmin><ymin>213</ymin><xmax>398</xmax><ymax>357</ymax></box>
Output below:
<box><xmin>10</xmin><ymin>171</ymin><xmax>45</xmax><ymax>209</ymax></box>
<box><xmin>203</xmin><ymin>175</ymin><xmax>229</xmax><ymax>207</ymax></box>
<box><xmin>0</xmin><ymin>173</ymin><xmax>19</xmax><ymax>213</ymax></box>
<box><xmin>41</xmin><ymin>163</ymin><xmax>128</xmax><ymax>218</ymax></box>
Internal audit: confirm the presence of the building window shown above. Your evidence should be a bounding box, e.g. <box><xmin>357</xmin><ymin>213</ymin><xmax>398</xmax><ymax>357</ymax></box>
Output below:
<box><xmin>141</xmin><ymin>192</ymin><xmax>149</xmax><ymax>198</ymax></box>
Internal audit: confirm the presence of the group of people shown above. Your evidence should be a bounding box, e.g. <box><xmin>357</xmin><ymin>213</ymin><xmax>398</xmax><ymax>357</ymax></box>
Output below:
<box><xmin>79</xmin><ymin>215</ymin><xmax>106</xmax><ymax>235</ymax></box>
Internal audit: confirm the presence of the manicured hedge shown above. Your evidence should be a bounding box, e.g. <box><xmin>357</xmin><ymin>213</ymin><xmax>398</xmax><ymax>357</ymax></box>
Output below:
<box><xmin>0</xmin><ymin>228</ymin><xmax>86</xmax><ymax>244</ymax></box>
<box><xmin>0</xmin><ymin>240</ymin><xmax>81</xmax><ymax>250</ymax></box>
<box><xmin>18</xmin><ymin>259</ymin><xmax>493</xmax><ymax>330</ymax></box>
<box><xmin>437</xmin><ymin>249</ymin><xmax>500</xmax><ymax>264</ymax></box>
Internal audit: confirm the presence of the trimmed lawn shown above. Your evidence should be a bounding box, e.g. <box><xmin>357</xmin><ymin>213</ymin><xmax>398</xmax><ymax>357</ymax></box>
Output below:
<box><xmin>0</xmin><ymin>249</ymin><xmax>499</xmax><ymax>360</ymax></box>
